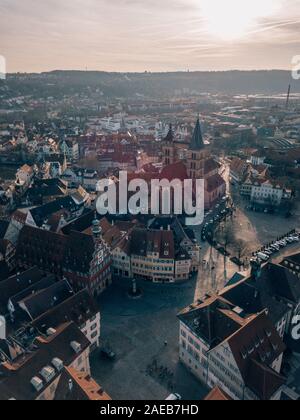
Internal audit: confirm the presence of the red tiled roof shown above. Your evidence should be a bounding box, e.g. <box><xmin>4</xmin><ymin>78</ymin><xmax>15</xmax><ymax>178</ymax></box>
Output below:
<box><xmin>17</xmin><ymin>224</ymin><xmax>107</xmax><ymax>275</ymax></box>
<box><xmin>130</xmin><ymin>228</ymin><xmax>175</xmax><ymax>259</ymax></box>
<box><xmin>99</xmin><ymin>152</ymin><xmax>135</xmax><ymax>164</ymax></box>
<box><xmin>206</xmin><ymin>174</ymin><xmax>226</xmax><ymax>193</ymax></box>
<box><xmin>204</xmin><ymin>158</ymin><xmax>219</xmax><ymax>175</ymax></box>
<box><xmin>83</xmin><ymin>218</ymin><xmax>123</xmax><ymax>249</ymax></box>
<box><xmin>127</xmin><ymin>172</ymin><xmax>157</xmax><ymax>183</ymax></box>
<box><xmin>12</xmin><ymin>210</ymin><xmax>27</xmax><ymax>224</ymax></box>
<box><xmin>55</xmin><ymin>367</ymin><xmax>111</xmax><ymax>401</ymax></box>
<box><xmin>204</xmin><ymin>386</ymin><xmax>232</xmax><ymax>401</ymax></box>
<box><xmin>230</xmin><ymin>158</ymin><xmax>249</xmax><ymax>178</ymax></box>
<box><xmin>246</xmin><ymin>359</ymin><xmax>285</xmax><ymax>400</ymax></box>
<box><xmin>226</xmin><ymin>311</ymin><xmax>286</xmax><ymax>399</ymax></box>
<box><xmin>160</xmin><ymin>161</ymin><xmax>188</xmax><ymax>182</ymax></box>
<box><xmin>142</xmin><ymin>163</ymin><xmax>159</xmax><ymax>174</ymax></box>
<box><xmin>179</xmin><ymin>297</ymin><xmax>286</xmax><ymax>400</ymax></box>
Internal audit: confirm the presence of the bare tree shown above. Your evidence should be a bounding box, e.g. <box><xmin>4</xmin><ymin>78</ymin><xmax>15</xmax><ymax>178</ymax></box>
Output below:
<box><xmin>215</xmin><ymin>225</ymin><xmax>235</xmax><ymax>280</ymax></box>
<box><xmin>233</xmin><ymin>239</ymin><xmax>250</xmax><ymax>270</ymax></box>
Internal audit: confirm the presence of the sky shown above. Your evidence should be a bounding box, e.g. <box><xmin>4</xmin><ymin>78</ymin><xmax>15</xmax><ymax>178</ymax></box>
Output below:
<box><xmin>0</xmin><ymin>0</ymin><xmax>300</xmax><ymax>73</ymax></box>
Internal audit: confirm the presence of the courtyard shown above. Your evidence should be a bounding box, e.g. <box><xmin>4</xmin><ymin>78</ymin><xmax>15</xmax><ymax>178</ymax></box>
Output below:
<box><xmin>91</xmin><ymin>277</ymin><xmax>209</xmax><ymax>400</ymax></box>
<box><xmin>230</xmin><ymin>179</ymin><xmax>300</xmax><ymax>253</ymax></box>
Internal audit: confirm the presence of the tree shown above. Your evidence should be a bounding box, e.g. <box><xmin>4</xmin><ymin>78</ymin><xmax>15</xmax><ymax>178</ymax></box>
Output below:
<box><xmin>216</xmin><ymin>225</ymin><xmax>235</xmax><ymax>280</ymax></box>
<box><xmin>233</xmin><ymin>239</ymin><xmax>250</xmax><ymax>270</ymax></box>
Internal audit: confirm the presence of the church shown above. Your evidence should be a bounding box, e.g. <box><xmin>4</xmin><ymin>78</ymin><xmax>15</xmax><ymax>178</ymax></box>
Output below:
<box><xmin>161</xmin><ymin>118</ymin><xmax>226</xmax><ymax>210</ymax></box>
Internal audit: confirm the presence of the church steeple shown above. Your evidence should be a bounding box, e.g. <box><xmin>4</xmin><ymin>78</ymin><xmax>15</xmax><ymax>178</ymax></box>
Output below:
<box><xmin>120</xmin><ymin>116</ymin><xmax>127</xmax><ymax>133</ymax></box>
<box><xmin>62</xmin><ymin>150</ymin><xmax>67</xmax><ymax>172</ymax></box>
<box><xmin>163</xmin><ymin>124</ymin><xmax>174</xmax><ymax>143</ymax></box>
<box><xmin>186</xmin><ymin>117</ymin><xmax>207</xmax><ymax>179</ymax></box>
<box><xmin>162</xmin><ymin>124</ymin><xmax>176</xmax><ymax>166</ymax></box>
<box><xmin>190</xmin><ymin>117</ymin><xmax>204</xmax><ymax>151</ymax></box>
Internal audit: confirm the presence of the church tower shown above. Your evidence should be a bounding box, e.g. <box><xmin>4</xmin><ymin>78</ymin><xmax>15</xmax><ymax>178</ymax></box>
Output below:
<box><xmin>162</xmin><ymin>125</ymin><xmax>177</xmax><ymax>166</ymax></box>
<box><xmin>187</xmin><ymin>117</ymin><xmax>207</xmax><ymax>179</ymax></box>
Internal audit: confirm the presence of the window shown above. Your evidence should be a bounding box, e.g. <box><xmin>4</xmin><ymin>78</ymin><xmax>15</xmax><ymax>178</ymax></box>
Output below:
<box><xmin>188</xmin><ymin>336</ymin><xmax>194</xmax><ymax>345</ymax></box>
<box><xmin>195</xmin><ymin>342</ymin><xmax>200</xmax><ymax>351</ymax></box>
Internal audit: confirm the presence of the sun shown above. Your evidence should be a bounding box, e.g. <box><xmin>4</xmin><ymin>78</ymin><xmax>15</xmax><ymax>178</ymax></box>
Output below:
<box><xmin>200</xmin><ymin>0</ymin><xmax>282</xmax><ymax>40</ymax></box>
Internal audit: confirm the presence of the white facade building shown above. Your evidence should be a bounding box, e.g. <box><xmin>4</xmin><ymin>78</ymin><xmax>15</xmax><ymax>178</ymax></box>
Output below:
<box><xmin>178</xmin><ymin>297</ymin><xmax>286</xmax><ymax>401</ymax></box>
<box><xmin>251</xmin><ymin>180</ymin><xmax>285</xmax><ymax>206</ymax></box>
<box><xmin>60</xmin><ymin>139</ymin><xmax>79</xmax><ymax>161</ymax></box>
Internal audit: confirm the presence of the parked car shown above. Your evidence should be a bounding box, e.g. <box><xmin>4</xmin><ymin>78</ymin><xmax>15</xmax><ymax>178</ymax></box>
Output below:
<box><xmin>257</xmin><ymin>252</ymin><xmax>269</xmax><ymax>261</ymax></box>
<box><xmin>253</xmin><ymin>231</ymin><xmax>299</xmax><ymax>265</ymax></box>
<box><xmin>165</xmin><ymin>393</ymin><xmax>182</xmax><ymax>401</ymax></box>
<box><xmin>263</xmin><ymin>250</ymin><xmax>273</xmax><ymax>256</ymax></box>
<box><xmin>100</xmin><ymin>348</ymin><xmax>116</xmax><ymax>361</ymax></box>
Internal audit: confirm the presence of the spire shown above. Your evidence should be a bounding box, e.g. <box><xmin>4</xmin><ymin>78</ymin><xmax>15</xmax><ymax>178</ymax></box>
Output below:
<box><xmin>63</xmin><ymin>150</ymin><xmax>67</xmax><ymax>171</ymax></box>
<box><xmin>92</xmin><ymin>213</ymin><xmax>102</xmax><ymax>239</ymax></box>
<box><xmin>120</xmin><ymin>116</ymin><xmax>127</xmax><ymax>133</ymax></box>
<box><xmin>190</xmin><ymin>117</ymin><xmax>205</xmax><ymax>150</ymax></box>
<box><xmin>163</xmin><ymin>124</ymin><xmax>174</xmax><ymax>143</ymax></box>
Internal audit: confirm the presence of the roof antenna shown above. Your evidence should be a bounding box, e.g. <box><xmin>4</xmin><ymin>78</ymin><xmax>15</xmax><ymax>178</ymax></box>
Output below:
<box><xmin>286</xmin><ymin>84</ymin><xmax>291</xmax><ymax>109</ymax></box>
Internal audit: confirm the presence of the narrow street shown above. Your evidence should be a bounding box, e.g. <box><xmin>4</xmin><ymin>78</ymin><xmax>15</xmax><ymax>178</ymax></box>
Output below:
<box><xmin>193</xmin><ymin>228</ymin><xmax>241</xmax><ymax>300</ymax></box>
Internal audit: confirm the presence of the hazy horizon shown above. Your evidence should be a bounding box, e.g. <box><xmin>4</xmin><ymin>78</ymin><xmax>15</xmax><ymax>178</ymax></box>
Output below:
<box><xmin>1</xmin><ymin>0</ymin><xmax>300</xmax><ymax>73</ymax></box>
<box><xmin>5</xmin><ymin>68</ymin><xmax>295</xmax><ymax>75</ymax></box>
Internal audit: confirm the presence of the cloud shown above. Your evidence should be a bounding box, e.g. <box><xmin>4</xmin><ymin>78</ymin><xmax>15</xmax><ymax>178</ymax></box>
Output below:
<box><xmin>0</xmin><ymin>0</ymin><xmax>299</xmax><ymax>72</ymax></box>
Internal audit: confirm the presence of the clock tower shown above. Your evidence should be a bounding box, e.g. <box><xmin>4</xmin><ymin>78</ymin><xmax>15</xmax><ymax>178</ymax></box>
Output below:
<box><xmin>162</xmin><ymin>125</ymin><xmax>177</xmax><ymax>166</ymax></box>
<box><xmin>187</xmin><ymin>117</ymin><xmax>208</xmax><ymax>179</ymax></box>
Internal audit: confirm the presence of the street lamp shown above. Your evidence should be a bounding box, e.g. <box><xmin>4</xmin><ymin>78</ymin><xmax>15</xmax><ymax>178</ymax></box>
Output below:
<box><xmin>128</xmin><ymin>278</ymin><xmax>142</xmax><ymax>299</ymax></box>
<box><xmin>132</xmin><ymin>278</ymin><xmax>137</xmax><ymax>295</ymax></box>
